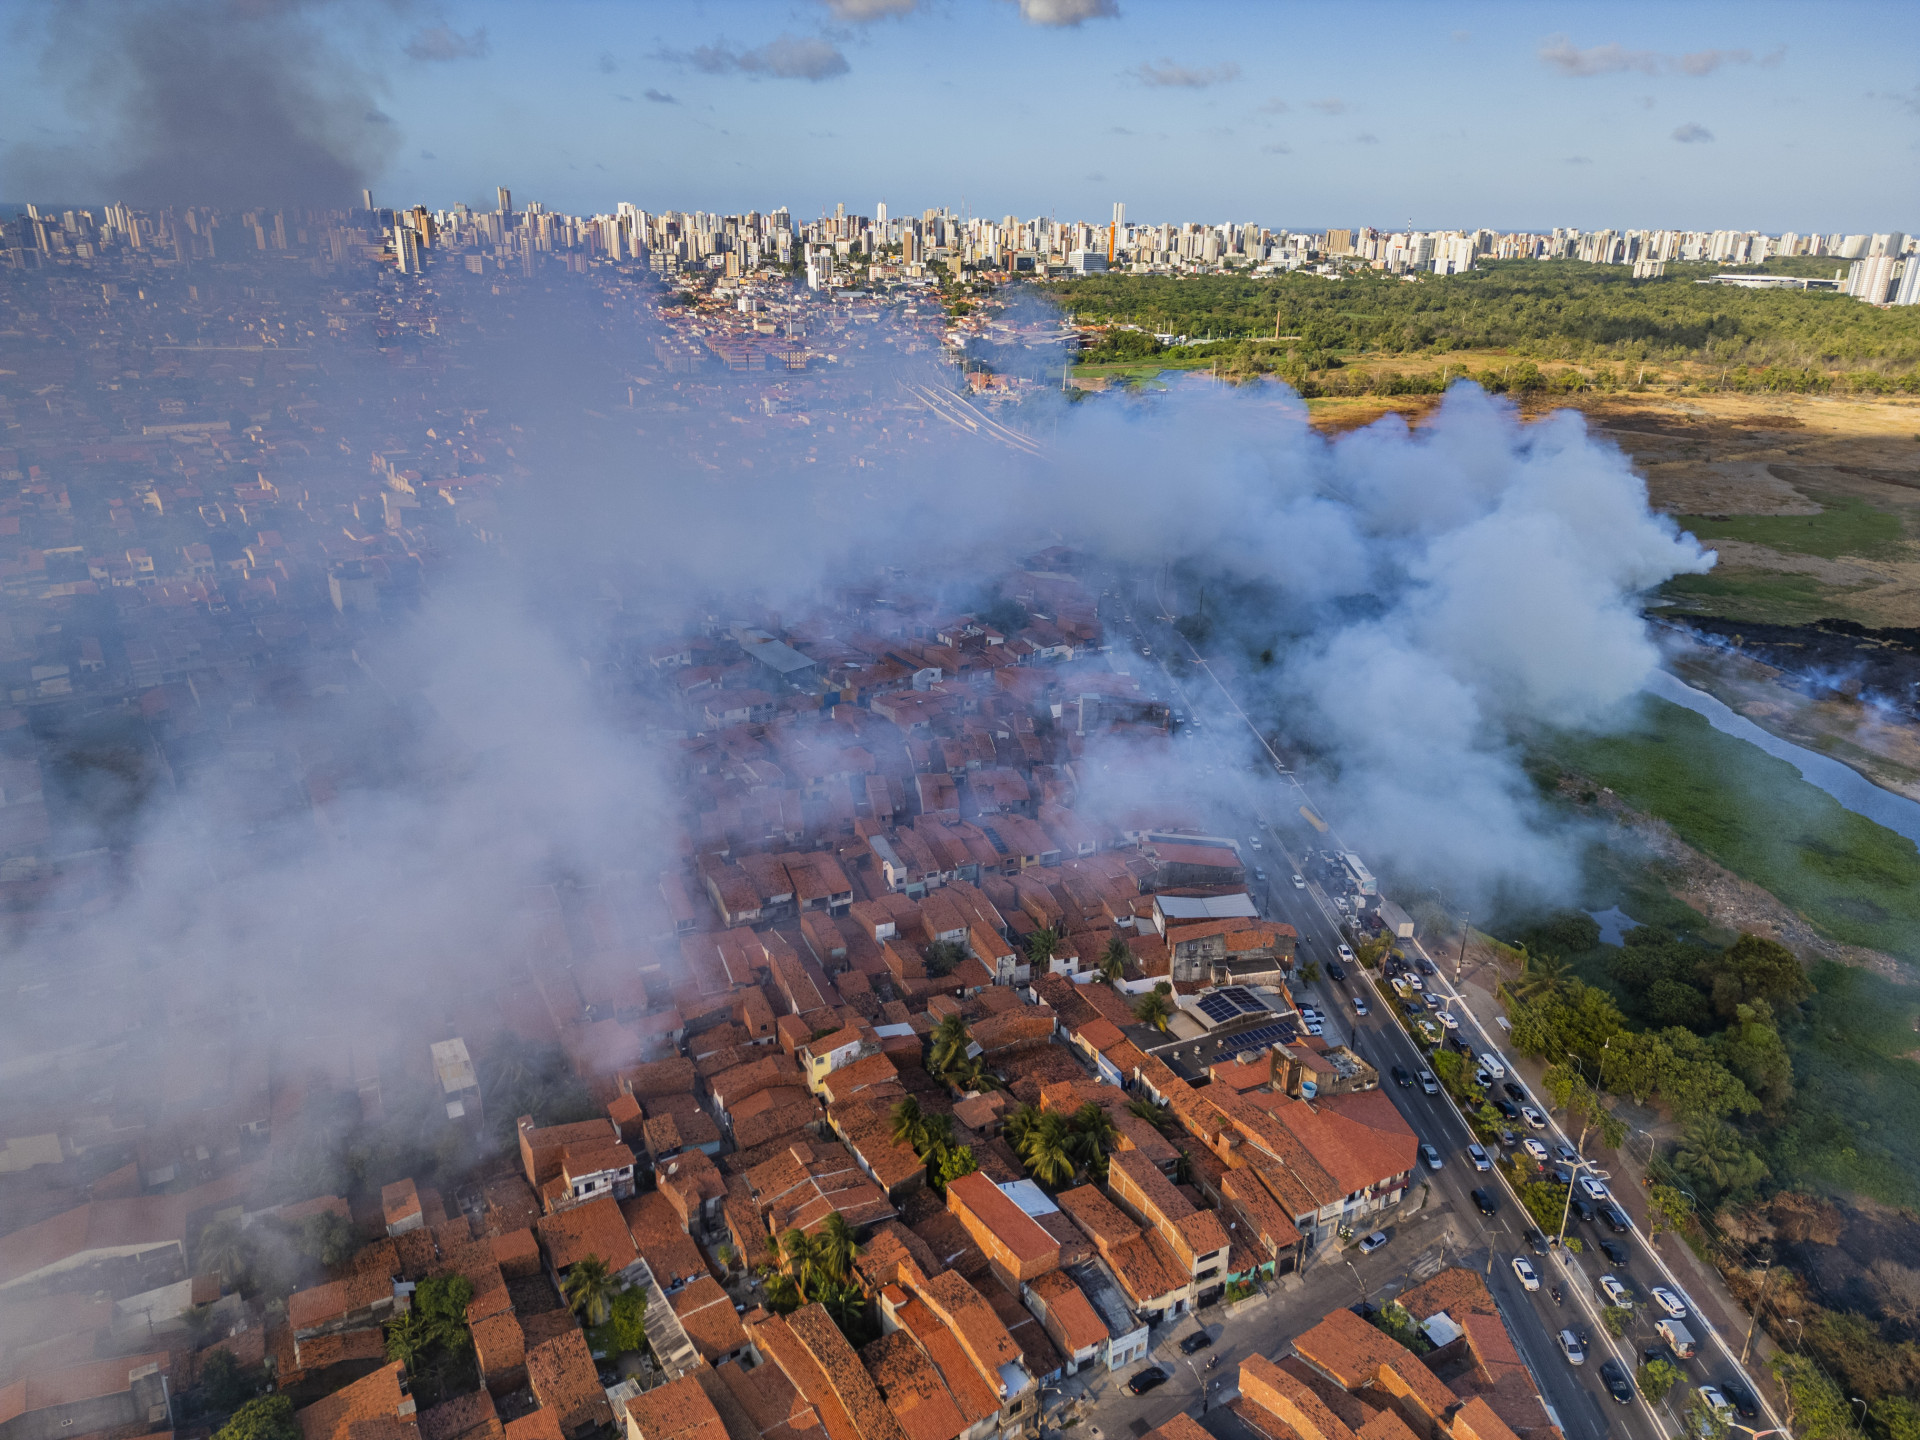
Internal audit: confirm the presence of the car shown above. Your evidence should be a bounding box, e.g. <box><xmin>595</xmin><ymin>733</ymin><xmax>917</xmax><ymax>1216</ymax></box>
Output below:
<box><xmin>1303</xmin><ymin>1019</ymin><xmax>1325</xmax><ymax>1036</ymax></box>
<box><xmin>1521</xmin><ymin>1106</ymin><xmax>1548</xmax><ymax>1130</ymax></box>
<box><xmin>1249</xmin><ymin>836</ymin><xmax>1262</xmax><ymax>849</ymax></box>
<box><xmin>1474</xmin><ymin>1068</ymin><xmax>1494</xmax><ymax>1089</ymax></box>
<box><xmin>1418</xmin><ymin>1070</ymin><xmax>1440</xmax><ymax>1095</ymax></box>
<box><xmin>1521</xmin><ymin>1138</ymin><xmax>1550</xmax><ymax>1162</ymax></box>
<box><xmin>1499</xmin><ymin>1128</ymin><xmax>1520</xmax><ymax>1149</ymax></box>
<box><xmin>1512</xmin><ymin>1257</ymin><xmax>1540</xmax><ymax>1290</ymax></box>
<box><xmin>1601</xmin><ymin>1203</ymin><xmax>1632</xmax><ymax>1232</ymax></box>
<box><xmin>1180</xmin><ymin>1331</ymin><xmax>1214</xmax><ymax>1354</ymax></box>
<box><xmin>1140</xmin><ymin>646</ymin><xmax>1152</xmax><ymax>657</ymax></box>
<box><xmin>1721</xmin><ymin>1379</ymin><xmax>1760</xmax><ymax>1420</ymax></box>
<box><xmin>1699</xmin><ymin>1386</ymin><xmax>1734</xmax><ymax>1422</ymax></box>
<box><xmin>1421</xmin><ymin>1144</ymin><xmax>1443</xmax><ymax>1171</ymax></box>
<box><xmin>1551</xmin><ymin>1164</ymin><xmax>1575</xmax><ymax>1187</ymax></box>
<box><xmin>1417</xmin><ymin>957</ymin><xmax>1436</xmax><ymax>976</ymax></box>
<box><xmin>1127</xmin><ymin>1367</ymin><xmax>1169</xmax><ymax>1395</ymax></box>
<box><xmin>1572</xmin><ymin>1197</ymin><xmax>1597</xmax><ymax>1225</ymax></box>
<box><xmin>1525</xmin><ymin>1227</ymin><xmax>1549</xmax><ymax>1255</ymax></box>
<box><xmin>1557</xmin><ymin>1329</ymin><xmax>1586</xmax><ymax>1366</ymax></box>
<box><xmin>1352</xmin><ymin>995</ymin><xmax>1370</xmax><ymax>1016</ymax></box>
<box><xmin>1493</xmin><ymin>1098</ymin><xmax>1520</xmax><ymax>1119</ymax></box>
<box><xmin>1651</xmin><ymin>1287</ymin><xmax>1689</xmax><ymax>1319</ymax></box>
<box><xmin>1554</xmin><ymin>1141</ymin><xmax>1579</xmax><ymax>1164</ymax></box>
<box><xmin>1327</xmin><ymin>961</ymin><xmax>1349</xmax><ymax>981</ymax></box>
<box><xmin>1358</xmin><ymin>1230</ymin><xmax>1390</xmax><ymax>1255</ymax></box>
<box><xmin>1600</xmin><ymin>1358</ymin><xmax>1635</xmax><ymax>1405</ymax></box>
<box><xmin>1579</xmin><ymin>1176</ymin><xmax>1611</xmax><ymax>1201</ymax></box>
<box><xmin>1415</xmin><ymin>1019</ymin><xmax>1443</xmax><ymax>1045</ymax></box>
<box><xmin>1448</xmin><ymin>1033</ymin><xmax>1474</xmax><ymax>1054</ymax></box>
<box><xmin>1599</xmin><ymin>1238</ymin><xmax>1631</xmax><ymax>1267</ymax></box>
<box><xmin>1503</xmin><ymin>1081</ymin><xmax>1528</xmax><ymax>1103</ymax></box>
<box><xmin>1392</xmin><ymin>1065</ymin><xmax>1413</xmax><ymax>1088</ymax></box>
<box><xmin>1437</xmin><ymin>1009</ymin><xmax>1459</xmax><ymax>1030</ymax></box>
<box><xmin>1293</xmin><ymin>874</ymin><xmax>1306</xmax><ymax>889</ymax></box>
<box><xmin>1599</xmin><ymin>1274</ymin><xmax>1633</xmax><ymax>1308</ymax></box>
<box><xmin>1478</xmin><ymin>1053</ymin><xmax>1507</xmax><ymax>1079</ymax></box>
<box><xmin>1467</xmin><ymin>1143</ymin><xmax>1492</xmax><ymax>1171</ymax></box>
<box><xmin>1253</xmin><ymin>868</ymin><xmax>1267</xmax><ymax>883</ymax></box>
<box><xmin>1471</xmin><ymin>1188</ymin><xmax>1500</xmax><ymax>1216</ymax></box>
<box><xmin>1337</xmin><ymin>943</ymin><xmax>1355</xmax><ymax>962</ymax></box>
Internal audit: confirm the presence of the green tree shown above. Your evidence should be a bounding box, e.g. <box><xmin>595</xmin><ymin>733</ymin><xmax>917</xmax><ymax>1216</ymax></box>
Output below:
<box><xmin>194</xmin><ymin>1349</ymin><xmax>258</xmax><ymax>1415</ymax></box>
<box><xmin>1004</xmin><ymin>1102</ymin><xmax>1041</xmax><ymax>1154</ymax></box>
<box><xmin>889</xmin><ymin>1096</ymin><xmax>927</xmax><ymax>1152</ymax></box>
<box><xmin>1638</xmin><ymin>1358</ymin><xmax>1683</xmax><ymax>1404</ymax></box>
<box><xmin>1673</xmin><ymin>1120</ymin><xmax>1769</xmax><ymax>1200</ymax></box>
<box><xmin>1541</xmin><ymin>1063</ymin><xmax>1627</xmax><ymax>1149</ymax></box>
<box><xmin>1646</xmin><ymin>1184</ymin><xmax>1696</xmax><ymax>1242</ymax></box>
<box><xmin>295</xmin><ymin>1211</ymin><xmax>358</xmax><ymax>1268</ymax></box>
<box><xmin>383</xmin><ymin>1309</ymin><xmax>432</xmax><ymax>1371</ymax></box>
<box><xmin>938</xmin><ymin>1145</ymin><xmax>979</xmax><ymax>1185</ymax></box>
<box><xmin>1655</xmin><ymin>1028</ymin><xmax>1761</xmax><ymax>1122</ymax></box>
<box><xmin>1702</xmin><ymin>934</ymin><xmax>1812</xmax><ymax>1020</ymax></box>
<box><xmin>1133</xmin><ymin>989</ymin><xmax>1176</xmax><ymax>1032</ymax></box>
<box><xmin>412</xmin><ymin>1274</ymin><xmax>475</xmax><ymax>1353</ymax></box>
<box><xmin>780</xmin><ymin>1229</ymin><xmax>822</xmax><ymax>1301</ymax></box>
<box><xmin>1128</xmin><ymin>1095</ymin><xmax>1173</xmax><ymax>1128</ymax></box>
<box><xmin>216</xmin><ymin>1395</ymin><xmax>299</xmax><ymax>1440</ymax></box>
<box><xmin>763</xmin><ymin>1272</ymin><xmax>802</xmax><ymax>1315</ymax></box>
<box><xmin>816</xmin><ymin>1214</ymin><xmax>860</xmax><ymax>1285</ymax></box>
<box><xmin>609</xmin><ymin>1289</ymin><xmax>647</xmax><ymax>1355</ymax></box>
<box><xmin>1069</xmin><ymin>1102</ymin><xmax>1118</xmax><ymax>1178</ymax></box>
<box><xmin>1770</xmin><ymin>1353</ymin><xmax>1866</xmax><ymax>1440</ymax></box>
<box><xmin>561</xmin><ymin>1255</ymin><xmax>621</xmax><ymax>1327</ymax></box>
<box><xmin>820</xmin><ymin>1277</ymin><xmax>875</xmax><ymax>1348</ymax></box>
<box><xmin>1714</xmin><ymin>1002</ymin><xmax>1796</xmax><ymax>1114</ymax></box>
<box><xmin>929</xmin><ymin>1015</ymin><xmax>972</xmax><ymax>1078</ymax></box>
<box><xmin>1602</xmin><ymin>1305</ymin><xmax>1632</xmax><ymax>1338</ymax></box>
<box><xmin>1510</xmin><ymin>949</ymin><xmax>1572</xmax><ymax>1004</ymax></box>
<box><xmin>1297</xmin><ymin>959</ymin><xmax>1322</xmax><ymax>985</ymax></box>
<box><xmin>1026</xmin><ymin>927</ymin><xmax>1059</xmax><ymax>968</ymax></box>
<box><xmin>196</xmin><ymin>1220</ymin><xmax>252</xmax><ymax>1290</ymax></box>
<box><xmin>1021</xmin><ymin>1112</ymin><xmax>1077</xmax><ymax>1188</ymax></box>
<box><xmin>1098</xmin><ymin>938</ymin><xmax>1128</xmax><ymax>984</ymax></box>
<box><xmin>1608</xmin><ymin>1030</ymin><xmax>1671</xmax><ymax>1106</ymax></box>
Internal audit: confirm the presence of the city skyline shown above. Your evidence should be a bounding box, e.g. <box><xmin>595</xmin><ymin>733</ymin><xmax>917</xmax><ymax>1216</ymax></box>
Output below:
<box><xmin>2</xmin><ymin>0</ymin><xmax>1916</xmax><ymax>230</ymax></box>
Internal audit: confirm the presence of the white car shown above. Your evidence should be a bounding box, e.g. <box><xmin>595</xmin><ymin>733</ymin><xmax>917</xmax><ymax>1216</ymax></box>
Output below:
<box><xmin>1292</xmin><ymin>875</ymin><xmax>1306</xmax><ymax>889</ymax></box>
<box><xmin>1418</xmin><ymin>1070</ymin><xmax>1439</xmax><ymax>1095</ymax></box>
<box><xmin>1521</xmin><ymin>1138</ymin><xmax>1550</xmax><ymax>1162</ymax></box>
<box><xmin>1521</xmin><ymin>1106</ymin><xmax>1548</xmax><ymax>1130</ymax></box>
<box><xmin>1512</xmin><ymin>1258</ymin><xmax>1540</xmax><ymax>1292</ymax></box>
<box><xmin>1421</xmin><ymin>1144</ymin><xmax>1443</xmax><ymax>1171</ymax></box>
<box><xmin>1303</xmin><ymin>1019</ymin><xmax>1325</xmax><ymax>1036</ymax></box>
<box><xmin>1358</xmin><ymin>1231</ymin><xmax>1389</xmax><ymax>1255</ymax></box>
<box><xmin>1337</xmin><ymin>943</ymin><xmax>1355</xmax><ymax>962</ymax></box>
<box><xmin>1699</xmin><ymin>1387</ymin><xmax>1734</xmax><ymax>1422</ymax></box>
<box><xmin>1579</xmin><ymin>1176</ymin><xmax>1611</xmax><ymax>1201</ymax></box>
<box><xmin>1651</xmin><ymin>1287</ymin><xmax>1689</xmax><ymax>1319</ymax></box>
<box><xmin>1599</xmin><ymin>1274</ymin><xmax>1633</xmax><ymax>1308</ymax></box>
<box><xmin>1406</xmin><ymin>975</ymin><xmax>1424</xmax><ymax>991</ymax></box>
<box><xmin>1352</xmin><ymin>995</ymin><xmax>1370</xmax><ymax>1016</ymax></box>
<box><xmin>1437</xmin><ymin>1010</ymin><xmax>1459</xmax><ymax>1030</ymax></box>
<box><xmin>1249</xmin><ymin>837</ymin><xmax>1262</xmax><ymax>850</ymax></box>
<box><xmin>1467</xmin><ymin>1143</ymin><xmax>1492</xmax><ymax>1172</ymax></box>
<box><xmin>1478</xmin><ymin>1053</ymin><xmax>1506</xmax><ymax>1079</ymax></box>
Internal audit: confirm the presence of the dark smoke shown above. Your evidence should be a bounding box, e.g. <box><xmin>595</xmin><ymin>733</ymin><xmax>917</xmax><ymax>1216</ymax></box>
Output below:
<box><xmin>5</xmin><ymin>0</ymin><xmax>398</xmax><ymax>208</ymax></box>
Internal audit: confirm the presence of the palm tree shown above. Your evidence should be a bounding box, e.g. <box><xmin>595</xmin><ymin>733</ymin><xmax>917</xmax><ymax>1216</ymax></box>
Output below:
<box><xmin>763</xmin><ymin>1272</ymin><xmax>802</xmax><ymax>1315</ymax></box>
<box><xmin>1022</xmin><ymin>1112</ymin><xmax>1077</xmax><ymax>1188</ymax></box>
<box><xmin>1026</xmin><ymin>927</ymin><xmax>1059</xmax><ymax>968</ymax></box>
<box><xmin>950</xmin><ymin>1055</ymin><xmax>1003</xmax><ymax>1094</ymax></box>
<box><xmin>1133</xmin><ymin>989</ymin><xmax>1176</xmax><ymax>1032</ymax></box>
<box><xmin>560</xmin><ymin>1255</ymin><xmax>621</xmax><ymax>1327</ymax></box>
<box><xmin>819</xmin><ymin>1278</ymin><xmax>872</xmax><ymax>1346</ymax></box>
<box><xmin>1674</xmin><ymin>1120</ymin><xmax>1766</xmax><ymax>1198</ymax></box>
<box><xmin>384</xmin><ymin>1309</ymin><xmax>432</xmax><ymax>1370</ymax></box>
<box><xmin>1098</xmin><ymin>938</ymin><xmax>1128</xmax><ymax>984</ymax></box>
<box><xmin>780</xmin><ymin>1228</ymin><xmax>821</xmax><ymax>1300</ymax></box>
<box><xmin>1128</xmin><ymin>1095</ymin><xmax>1172</xmax><ymax>1128</ymax></box>
<box><xmin>1070</xmin><ymin>1102</ymin><xmax>1119</xmax><ymax>1178</ymax></box>
<box><xmin>816</xmin><ymin>1214</ymin><xmax>860</xmax><ymax>1285</ymax></box>
<box><xmin>1004</xmin><ymin>1102</ymin><xmax>1041</xmax><ymax>1153</ymax></box>
<box><xmin>929</xmin><ymin>1014</ymin><xmax>972</xmax><ymax>1078</ymax></box>
<box><xmin>889</xmin><ymin>1096</ymin><xmax>927</xmax><ymax>1153</ymax></box>
<box><xmin>1511</xmin><ymin>950</ymin><xmax>1571</xmax><ymax>1003</ymax></box>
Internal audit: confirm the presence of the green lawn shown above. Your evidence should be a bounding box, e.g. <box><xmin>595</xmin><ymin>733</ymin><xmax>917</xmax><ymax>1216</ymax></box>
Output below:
<box><xmin>1675</xmin><ymin>494</ymin><xmax>1909</xmax><ymax>562</ymax></box>
<box><xmin>1657</xmin><ymin>570</ymin><xmax>1870</xmax><ymax>626</ymax></box>
<box><xmin>1542</xmin><ymin>695</ymin><xmax>1920</xmax><ymax>966</ymax></box>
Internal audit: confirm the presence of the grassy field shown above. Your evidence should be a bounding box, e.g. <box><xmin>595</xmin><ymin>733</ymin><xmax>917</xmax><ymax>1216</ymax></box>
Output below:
<box><xmin>1787</xmin><ymin>961</ymin><xmax>1920</xmax><ymax>1203</ymax></box>
<box><xmin>1656</xmin><ymin>571</ymin><xmax>1874</xmax><ymax>626</ymax></box>
<box><xmin>1542</xmin><ymin>695</ymin><xmax>1920</xmax><ymax>965</ymax></box>
<box><xmin>1676</xmin><ymin>493</ymin><xmax>1909</xmax><ymax>561</ymax></box>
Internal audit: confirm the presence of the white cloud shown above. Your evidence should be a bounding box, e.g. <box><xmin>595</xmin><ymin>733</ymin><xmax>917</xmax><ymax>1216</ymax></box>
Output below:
<box><xmin>821</xmin><ymin>0</ymin><xmax>919</xmax><ymax>20</ymax></box>
<box><xmin>1013</xmin><ymin>0</ymin><xmax>1120</xmax><ymax>27</ymax></box>
<box><xmin>1132</xmin><ymin>58</ymin><xmax>1240</xmax><ymax>89</ymax></box>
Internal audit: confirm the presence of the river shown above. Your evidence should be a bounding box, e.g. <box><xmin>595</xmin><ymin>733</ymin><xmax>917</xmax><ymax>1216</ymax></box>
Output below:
<box><xmin>1644</xmin><ymin>668</ymin><xmax>1920</xmax><ymax>848</ymax></box>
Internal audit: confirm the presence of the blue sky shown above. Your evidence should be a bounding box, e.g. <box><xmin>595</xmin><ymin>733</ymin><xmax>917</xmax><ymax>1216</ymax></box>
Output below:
<box><xmin>5</xmin><ymin>0</ymin><xmax>1917</xmax><ymax>230</ymax></box>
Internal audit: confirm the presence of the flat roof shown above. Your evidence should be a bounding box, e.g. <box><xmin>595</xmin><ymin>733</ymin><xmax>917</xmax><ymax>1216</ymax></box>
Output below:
<box><xmin>1155</xmin><ymin>894</ymin><xmax>1258</xmax><ymax>921</ymax></box>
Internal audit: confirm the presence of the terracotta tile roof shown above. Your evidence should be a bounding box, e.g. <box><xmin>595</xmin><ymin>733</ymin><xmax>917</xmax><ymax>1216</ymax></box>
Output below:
<box><xmin>1052</xmin><ymin>1185</ymin><xmax>1138</xmax><ymax>1251</ymax></box>
<box><xmin>915</xmin><ymin>1270</ymin><xmax>1021</xmax><ymax>1379</ymax></box>
<box><xmin>1107</xmin><ymin>1232</ymin><xmax>1187</xmax><ymax>1308</ymax></box>
<box><xmin>622</xmin><ymin>1191</ymin><xmax>708</xmax><ymax>1288</ymax></box>
<box><xmin>855</xmin><ymin>1220</ymin><xmax>938</xmax><ymax>1291</ymax></box>
<box><xmin>1396</xmin><ymin>1267</ymin><xmax>1499</xmax><ymax>1323</ymax></box>
<box><xmin>1220</xmin><ymin>1169</ymin><xmax>1302</xmax><ymax>1256</ymax></box>
<box><xmin>535</xmin><ymin>1193</ymin><xmax>637</xmax><ymax>1273</ymax></box>
<box><xmin>672</xmin><ymin>1276</ymin><xmax>749</xmax><ymax>1363</ymax></box>
<box><xmin>893</xmin><ymin>1299</ymin><xmax>998</xmax><ymax>1426</ymax></box>
<box><xmin>295</xmin><ymin>1361</ymin><xmax>410</xmax><ymax>1440</ymax></box>
<box><xmin>294</xmin><ymin>1329</ymin><xmax>390</xmax><ymax>1373</ymax></box>
<box><xmin>288</xmin><ymin>1268</ymin><xmax>395</xmax><ymax>1333</ymax></box>
<box><xmin>470</xmin><ymin>1311</ymin><xmax>525</xmax><ymax>1385</ymax></box>
<box><xmin>526</xmin><ymin>1326</ymin><xmax>614</xmax><ymax>1434</ymax></box>
<box><xmin>418</xmin><ymin>1390</ymin><xmax>500</xmax><ymax>1440</ymax></box>
<box><xmin>1292</xmin><ymin>1307</ymin><xmax>1456</xmax><ymax>1421</ymax></box>
<box><xmin>502</xmin><ymin>1409</ymin><xmax>564</xmax><ymax>1440</ymax></box>
<box><xmin>859</xmin><ymin>1331</ymin><xmax>966</xmax><ymax>1440</ymax></box>
<box><xmin>625</xmin><ymin>1373</ymin><xmax>731</xmax><ymax>1440</ymax></box>
<box><xmin>945</xmin><ymin>1173</ymin><xmax>1056</xmax><ymax>1267</ymax></box>
<box><xmin>830</xmin><ymin>1100</ymin><xmax>925</xmax><ymax>1193</ymax></box>
<box><xmin>1025</xmin><ymin>1269</ymin><xmax>1107</xmax><ymax>1354</ymax></box>
<box><xmin>787</xmin><ymin>1303</ymin><xmax>911</xmax><ymax>1440</ymax></box>
<box><xmin>749</xmin><ymin>1313</ymin><xmax>862</xmax><ymax>1440</ymax></box>
<box><xmin>1144</xmin><ymin>1417</ymin><xmax>1214</xmax><ymax>1440</ymax></box>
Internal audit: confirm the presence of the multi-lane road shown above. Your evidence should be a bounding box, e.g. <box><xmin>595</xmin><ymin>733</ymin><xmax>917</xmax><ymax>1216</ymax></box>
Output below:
<box><xmin>1095</xmin><ymin>578</ymin><xmax>1786</xmax><ymax>1440</ymax></box>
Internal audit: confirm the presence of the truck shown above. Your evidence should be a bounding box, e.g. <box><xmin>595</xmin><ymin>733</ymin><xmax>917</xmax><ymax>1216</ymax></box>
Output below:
<box><xmin>1655</xmin><ymin>1318</ymin><xmax>1697</xmax><ymax>1359</ymax></box>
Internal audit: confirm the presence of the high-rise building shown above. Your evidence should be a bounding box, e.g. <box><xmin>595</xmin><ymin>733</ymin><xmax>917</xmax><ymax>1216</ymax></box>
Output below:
<box><xmin>1894</xmin><ymin>260</ymin><xmax>1920</xmax><ymax>306</ymax></box>
<box><xmin>875</xmin><ymin>201</ymin><xmax>888</xmax><ymax>233</ymax></box>
<box><xmin>1869</xmin><ymin>232</ymin><xmax>1906</xmax><ymax>258</ymax></box>
<box><xmin>1847</xmin><ymin>254</ymin><xmax>1898</xmax><ymax>303</ymax></box>
<box><xmin>361</xmin><ymin>189</ymin><xmax>374</xmax><ymax>212</ymax></box>
<box><xmin>497</xmin><ymin>187</ymin><xmax>512</xmax><ymax>215</ymax></box>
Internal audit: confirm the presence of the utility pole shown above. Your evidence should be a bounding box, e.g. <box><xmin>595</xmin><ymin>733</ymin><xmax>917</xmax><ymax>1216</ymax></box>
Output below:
<box><xmin>1455</xmin><ymin>913</ymin><xmax>1470</xmax><ymax>983</ymax></box>
<box><xmin>1740</xmin><ymin>1260</ymin><xmax>1774</xmax><ymax>1365</ymax></box>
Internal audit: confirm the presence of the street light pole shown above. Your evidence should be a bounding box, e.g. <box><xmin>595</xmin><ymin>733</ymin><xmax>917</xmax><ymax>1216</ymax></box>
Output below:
<box><xmin>1456</xmin><ymin>913</ymin><xmax>1470</xmax><ymax>984</ymax></box>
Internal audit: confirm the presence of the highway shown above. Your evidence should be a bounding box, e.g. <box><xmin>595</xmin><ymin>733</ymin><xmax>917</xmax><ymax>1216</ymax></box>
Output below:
<box><xmin>1094</xmin><ymin>575</ymin><xmax>1786</xmax><ymax>1440</ymax></box>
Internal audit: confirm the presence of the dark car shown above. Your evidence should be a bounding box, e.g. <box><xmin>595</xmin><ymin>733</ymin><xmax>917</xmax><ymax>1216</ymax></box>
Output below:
<box><xmin>1721</xmin><ymin>1379</ymin><xmax>1760</xmax><ymax>1420</ymax></box>
<box><xmin>1503</xmin><ymin>1081</ymin><xmax>1528</xmax><ymax>1102</ymax></box>
<box><xmin>1600</xmin><ymin>1359</ymin><xmax>1635</xmax><ymax>1405</ymax></box>
<box><xmin>1601</xmin><ymin>1203</ymin><xmax>1632</xmax><ymax>1233</ymax></box>
<box><xmin>1643</xmin><ymin>1343</ymin><xmax>1677</xmax><ymax>1369</ymax></box>
<box><xmin>1492</xmin><ymin>1098</ymin><xmax>1520</xmax><ymax>1119</ymax></box>
<box><xmin>1449</xmin><ymin>1034</ymin><xmax>1474</xmax><ymax>1054</ymax></box>
<box><xmin>1599</xmin><ymin>1238</ymin><xmax>1631</xmax><ymax>1267</ymax></box>
<box><xmin>1392</xmin><ymin>1065</ymin><xmax>1413</xmax><ymax>1088</ymax></box>
<box><xmin>1551</xmin><ymin>1164</ymin><xmax>1575</xmax><ymax>1186</ymax></box>
<box><xmin>1180</xmin><ymin>1331</ymin><xmax>1214</xmax><ymax>1354</ymax></box>
<box><xmin>1326</xmin><ymin>962</ymin><xmax>1348</xmax><ymax>981</ymax></box>
<box><xmin>1128</xmin><ymin>1368</ymin><xmax>1170</xmax><ymax>1395</ymax></box>
<box><xmin>1471</xmin><ymin>1188</ymin><xmax>1500</xmax><ymax>1216</ymax></box>
<box><xmin>1525</xmin><ymin>1227</ymin><xmax>1548</xmax><ymax>1255</ymax></box>
<box><xmin>1571</xmin><ymin>1197</ymin><xmax>1597</xmax><ymax>1225</ymax></box>
<box><xmin>1418</xmin><ymin>957</ymin><xmax>1436</xmax><ymax>976</ymax></box>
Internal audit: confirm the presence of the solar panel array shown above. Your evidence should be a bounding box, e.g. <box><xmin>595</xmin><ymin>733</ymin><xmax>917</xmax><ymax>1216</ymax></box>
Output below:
<box><xmin>1220</xmin><ymin>1021</ymin><xmax>1298</xmax><ymax>1050</ymax></box>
